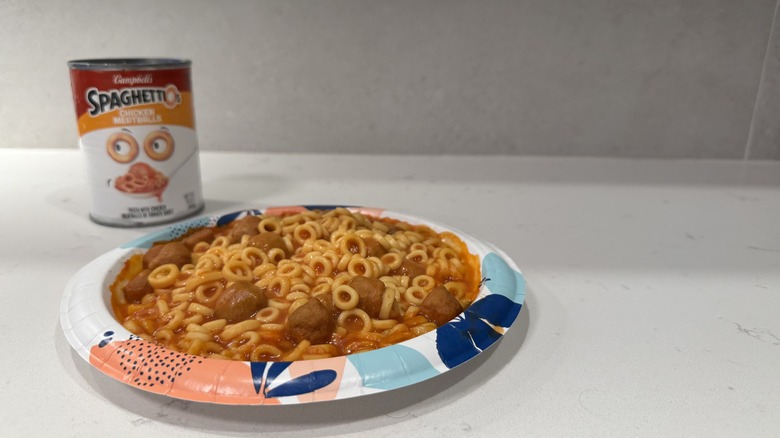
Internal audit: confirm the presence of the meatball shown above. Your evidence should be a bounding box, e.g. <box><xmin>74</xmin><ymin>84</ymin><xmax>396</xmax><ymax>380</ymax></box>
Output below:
<box><xmin>228</xmin><ymin>215</ymin><xmax>261</xmax><ymax>242</ymax></box>
<box><xmin>181</xmin><ymin>228</ymin><xmax>215</xmax><ymax>249</ymax></box>
<box><xmin>348</xmin><ymin>276</ymin><xmax>385</xmax><ymax>318</ymax></box>
<box><xmin>391</xmin><ymin>258</ymin><xmax>427</xmax><ymax>279</ymax></box>
<box><xmin>286</xmin><ymin>298</ymin><xmax>335</xmax><ymax>344</ymax></box>
<box><xmin>142</xmin><ymin>244</ymin><xmax>163</xmax><ymax>268</ymax></box>
<box><xmin>145</xmin><ymin>242</ymin><xmax>191</xmax><ymax>270</ymax></box>
<box><xmin>214</xmin><ymin>280</ymin><xmax>267</xmax><ymax>323</ymax></box>
<box><xmin>363</xmin><ymin>237</ymin><xmax>386</xmax><ymax>257</ymax></box>
<box><xmin>247</xmin><ymin>232</ymin><xmax>289</xmax><ymax>257</ymax></box>
<box><xmin>419</xmin><ymin>285</ymin><xmax>463</xmax><ymax>326</ymax></box>
<box><xmin>124</xmin><ymin>269</ymin><xmax>153</xmax><ymax>303</ymax></box>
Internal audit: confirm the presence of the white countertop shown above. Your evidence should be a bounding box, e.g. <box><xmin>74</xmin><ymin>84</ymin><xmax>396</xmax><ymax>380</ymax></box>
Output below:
<box><xmin>2</xmin><ymin>149</ymin><xmax>779</xmax><ymax>437</ymax></box>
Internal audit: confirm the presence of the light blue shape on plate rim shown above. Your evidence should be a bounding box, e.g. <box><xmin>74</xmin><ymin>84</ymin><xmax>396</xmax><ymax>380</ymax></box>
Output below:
<box><xmin>348</xmin><ymin>344</ymin><xmax>439</xmax><ymax>390</ymax></box>
<box><xmin>482</xmin><ymin>252</ymin><xmax>526</xmax><ymax>304</ymax></box>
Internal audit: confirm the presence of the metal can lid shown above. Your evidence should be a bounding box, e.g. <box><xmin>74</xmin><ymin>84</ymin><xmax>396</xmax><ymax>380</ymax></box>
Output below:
<box><xmin>67</xmin><ymin>58</ymin><xmax>191</xmax><ymax>70</ymax></box>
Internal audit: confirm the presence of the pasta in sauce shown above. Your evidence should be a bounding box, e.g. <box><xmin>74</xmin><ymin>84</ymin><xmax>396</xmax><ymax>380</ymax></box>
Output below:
<box><xmin>111</xmin><ymin>208</ymin><xmax>480</xmax><ymax>361</ymax></box>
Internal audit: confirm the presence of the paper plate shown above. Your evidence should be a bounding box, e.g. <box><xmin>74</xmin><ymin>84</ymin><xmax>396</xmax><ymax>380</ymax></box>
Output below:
<box><xmin>60</xmin><ymin>205</ymin><xmax>525</xmax><ymax>405</ymax></box>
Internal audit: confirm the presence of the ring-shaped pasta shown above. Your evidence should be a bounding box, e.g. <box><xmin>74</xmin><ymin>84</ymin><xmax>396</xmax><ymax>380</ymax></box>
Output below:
<box><xmin>378</xmin><ymin>287</ymin><xmax>396</xmax><ymax>320</ymax></box>
<box><xmin>143</xmin><ymin>130</ymin><xmax>175</xmax><ymax>161</ymax></box>
<box><xmin>203</xmin><ymin>342</ymin><xmax>224</xmax><ymax>355</ymax></box>
<box><xmin>162</xmin><ymin>309</ymin><xmax>185</xmax><ymax>331</ymax></box>
<box><xmin>347</xmin><ymin>256</ymin><xmax>374</xmax><ymax>278</ymax></box>
<box><xmin>222</xmin><ymin>259</ymin><xmax>253</xmax><ymax>282</ymax></box>
<box><xmin>337</xmin><ymin>216</ymin><xmax>357</xmax><ymax>232</ymax></box>
<box><xmin>367</xmin><ymin>257</ymin><xmax>388</xmax><ymax>277</ymax></box>
<box><xmin>282</xmin><ymin>340</ymin><xmax>311</xmax><ymax>361</ymax></box>
<box><xmin>371</xmin><ymin>318</ymin><xmax>398</xmax><ymax>331</ymax></box>
<box><xmin>412</xmin><ymin>274</ymin><xmax>436</xmax><ymax>292</ymax></box>
<box><xmin>310</xmin><ymin>282</ymin><xmax>331</xmax><ymax>296</ymax></box>
<box><xmin>194</xmin><ymin>281</ymin><xmax>224</xmax><ymax>305</ymax></box>
<box><xmin>187</xmin><ymin>302</ymin><xmax>214</xmax><ymax>317</ymax></box>
<box><xmin>311</xmin><ymin>239</ymin><xmax>330</xmax><ymax>252</ymax></box>
<box><xmin>250</xmin><ymin>344</ymin><xmax>283</xmax><ymax>361</ymax></box>
<box><xmin>285</xmin><ymin>291</ymin><xmax>310</xmax><ymax>302</ymax></box>
<box><xmin>406</xmin><ymin>249</ymin><xmax>429</xmax><ymax>263</ymax></box>
<box><xmin>321</xmin><ymin>249</ymin><xmax>340</xmax><ymax>268</ymax></box>
<box><xmin>221</xmin><ymin>319</ymin><xmax>262</xmax><ymax>341</ymax></box>
<box><xmin>281</xmin><ymin>213</ymin><xmax>302</xmax><ymax>226</ymax></box>
<box><xmin>185</xmin><ymin>270</ymin><xmax>223</xmax><ymax>292</ymax></box>
<box><xmin>261</xmin><ymin>323</ymin><xmax>285</xmax><ymax>331</ymax></box>
<box><xmin>435</xmin><ymin>247</ymin><xmax>459</xmax><ymax>260</ymax></box>
<box><xmin>202</xmin><ymin>319</ymin><xmax>227</xmax><ymax>332</ymax></box>
<box><xmin>267</xmin><ymin>248</ymin><xmax>286</xmax><ymax>264</ymax></box>
<box><xmin>331</xmin><ymin>273</ymin><xmax>352</xmax><ymax>289</ymax></box>
<box><xmin>154</xmin><ymin>328</ymin><xmax>174</xmax><ymax>342</ymax></box>
<box><xmin>195</xmin><ymin>253</ymin><xmax>222</xmax><ymax>272</ymax></box>
<box><xmin>186</xmin><ymin>323</ymin><xmax>208</xmax><ymax>334</ymax></box>
<box><xmin>186</xmin><ymin>338</ymin><xmax>205</xmax><ymax>355</ymax></box>
<box><xmin>308</xmin><ymin>255</ymin><xmax>333</xmax><ymax>277</ymax></box>
<box><xmin>171</xmin><ymin>291</ymin><xmax>194</xmax><ymax>303</ymax></box>
<box><xmin>339</xmin><ymin>233</ymin><xmax>366</xmax><ymax>257</ymax></box>
<box><xmin>156</xmin><ymin>299</ymin><xmax>170</xmax><ymax>315</ymax></box>
<box><xmin>403</xmin><ymin>286</ymin><xmax>428</xmax><ymax>306</ymax></box>
<box><xmin>185</xmin><ymin>331</ymin><xmax>212</xmax><ymax>342</ymax></box>
<box><xmin>240</xmin><ymin>246</ymin><xmax>269</xmax><ymax>266</ymax></box>
<box><xmin>206</xmin><ymin>245</ymin><xmax>230</xmax><ymax>261</ymax></box>
<box><xmin>444</xmin><ymin>281</ymin><xmax>467</xmax><ymax>299</ymax></box>
<box><xmin>267</xmin><ymin>299</ymin><xmax>290</xmax><ymax>310</ymax></box>
<box><xmin>258</xmin><ymin>218</ymin><xmax>281</xmax><ymax>234</ymax></box>
<box><xmin>337</xmin><ymin>309</ymin><xmax>373</xmax><ymax>332</ymax></box>
<box><xmin>208</xmin><ymin>237</ymin><xmax>229</xmax><ymax>249</ymax></box>
<box><xmin>288</xmin><ymin>297</ymin><xmax>309</xmax><ymax>315</ymax></box>
<box><xmin>253</xmin><ymin>262</ymin><xmax>276</xmax><ymax>279</ymax></box>
<box><xmin>106</xmin><ymin>131</ymin><xmax>139</xmax><ymax>163</ymax></box>
<box><xmin>240</xmin><ymin>331</ymin><xmax>261</xmax><ymax>346</ymax></box>
<box><xmin>265</xmin><ymin>276</ymin><xmax>291</xmax><ymax>299</ymax></box>
<box><xmin>148</xmin><ymin>263</ymin><xmax>180</xmax><ymax>288</ymax></box>
<box><xmin>299</xmin><ymin>264</ymin><xmax>316</xmax><ymax>281</ymax></box>
<box><xmin>380</xmin><ymin>252</ymin><xmax>403</xmax><ymax>270</ymax></box>
<box><xmin>446</xmin><ymin>257</ymin><xmax>464</xmax><ymax>270</ymax></box>
<box><xmin>289</xmin><ymin>282</ymin><xmax>311</xmax><ymax>295</ymax></box>
<box><xmin>332</xmin><ymin>285</ymin><xmax>359</xmax><ymax>310</ymax></box>
<box><xmin>293</xmin><ymin>223</ymin><xmax>318</xmax><ymax>244</ymax></box>
<box><xmin>410</xmin><ymin>323</ymin><xmax>437</xmax><ymax>336</ymax></box>
<box><xmin>276</xmin><ymin>261</ymin><xmax>303</xmax><ymax>278</ymax></box>
<box><xmin>254</xmin><ymin>306</ymin><xmax>280</xmax><ymax>323</ymax></box>
<box><xmin>409</xmin><ymin>242</ymin><xmax>427</xmax><ymax>253</ymax></box>
<box><xmin>334</xmin><ymin>253</ymin><xmax>352</xmax><ymax>272</ymax></box>
<box><xmin>191</xmin><ymin>241</ymin><xmax>211</xmax><ymax>255</ymax></box>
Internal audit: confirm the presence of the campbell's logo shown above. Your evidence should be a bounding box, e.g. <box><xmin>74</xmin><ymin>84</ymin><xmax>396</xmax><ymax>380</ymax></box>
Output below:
<box><xmin>113</xmin><ymin>74</ymin><xmax>153</xmax><ymax>85</ymax></box>
<box><xmin>86</xmin><ymin>84</ymin><xmax>181</xmax><ymax>116</ymax></box>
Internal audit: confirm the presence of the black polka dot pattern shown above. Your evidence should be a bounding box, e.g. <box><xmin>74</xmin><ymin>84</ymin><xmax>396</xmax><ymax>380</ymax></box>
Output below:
<box><xmin>167</xmin><ymin>216</ymin><xmax>212</xmax><ymax>240</ymax></box>
<box><xmin>115</xmin><ymin>335</ymin><xmax>205</xmax><ymax>388</ymax></box>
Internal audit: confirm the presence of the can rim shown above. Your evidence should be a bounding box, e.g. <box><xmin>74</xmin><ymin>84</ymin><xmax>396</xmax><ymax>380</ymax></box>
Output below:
<box><xmin>67</xmin><ymin>58</ymin><xmax>191</xmax><ymax>70</ymax></box>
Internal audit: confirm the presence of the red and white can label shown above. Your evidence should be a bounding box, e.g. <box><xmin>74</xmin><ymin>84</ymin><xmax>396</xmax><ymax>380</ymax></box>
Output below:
<box><xmin>69</xmin><ymin>59</ymin><xmax>204</xmax><ymax>226</ymax></box>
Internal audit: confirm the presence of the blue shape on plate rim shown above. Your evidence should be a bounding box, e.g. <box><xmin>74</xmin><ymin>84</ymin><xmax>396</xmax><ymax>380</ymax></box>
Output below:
<box><xmin>434</xmin><ymin>252</ymin><xmax>524</xmax><ymax>369</ymax></box>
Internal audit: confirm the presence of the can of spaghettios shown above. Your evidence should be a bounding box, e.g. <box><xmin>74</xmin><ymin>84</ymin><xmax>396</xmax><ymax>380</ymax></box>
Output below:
<box><xmin>68</xmin><ymin>58</ymin><xmax>205</xmax><ymax>227</ymax></box>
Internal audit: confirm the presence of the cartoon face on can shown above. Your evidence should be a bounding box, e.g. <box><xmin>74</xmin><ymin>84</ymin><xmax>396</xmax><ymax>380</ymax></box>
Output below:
<box><xmin>69</xmin><ymin>59</ymin><xmax>204</xmax><ymax>226</ymax></box>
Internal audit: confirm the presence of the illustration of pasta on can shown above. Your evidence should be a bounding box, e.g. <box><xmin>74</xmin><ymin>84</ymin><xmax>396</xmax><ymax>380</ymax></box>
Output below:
<box><xmin>69</xmin><ymin>59</ymin><xmax>204</xmax><ymax>227</ymax></box>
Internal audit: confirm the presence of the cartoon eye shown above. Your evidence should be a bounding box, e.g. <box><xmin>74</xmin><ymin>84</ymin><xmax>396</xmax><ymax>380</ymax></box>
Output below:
<box><xmin>144</xmin><ymin>130</ymin><xmax>175</xmax><ymax>161</ymax></box>
<box><xmin>163</xmin><ymin>85</ymin><xmax>180</xmax><ymax>108</ymax></box>
<box><xmin>106</xmin><ymin>131</ymin><xmax>139</xmax><ymax>163</ymax></box>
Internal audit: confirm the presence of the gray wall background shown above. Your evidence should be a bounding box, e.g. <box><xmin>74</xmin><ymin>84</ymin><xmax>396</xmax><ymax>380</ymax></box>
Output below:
<box><xmin>1</xmin><ymin>0</ymin><xmax>779</xmax><ymax>159</ymax></box>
